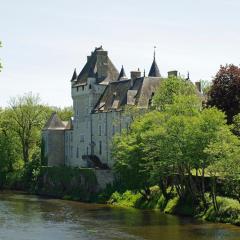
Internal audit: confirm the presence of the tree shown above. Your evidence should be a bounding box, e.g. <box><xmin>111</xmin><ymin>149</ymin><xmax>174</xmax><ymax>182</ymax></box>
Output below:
<box><xmin>0</xmin><ymin>108</ymin><xmax>19</xmax><ymax>186</ymax></box>
<box><xmin>207</xmin><ymin>64</ymin><xmax>240</xmax><ymax>123</ymax></box>
<box><xmin>233</xmin><ymin>113</ymin><xmax>240</xmax><ymax>136</ymax></box>
<box><xmin>7</xmin><ymin>93</ymin><xmax>50</xmax><ymax>164</ymax></box>
<box><xmin>51</xmin><ymin>106</ymin><xmax>73</xmax><ymax>121</ymax></box>
<box><xmin>152</xmin><ymin>76</ymin><xmax>198</xmax><ymax>111</ymax></box>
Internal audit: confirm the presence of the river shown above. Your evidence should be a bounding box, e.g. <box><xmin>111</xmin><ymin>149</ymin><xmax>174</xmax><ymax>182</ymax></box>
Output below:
<box><xmin>0</xmin><ymin>192</ymin><xmax>239</xmax><ymax>240</ymax></box>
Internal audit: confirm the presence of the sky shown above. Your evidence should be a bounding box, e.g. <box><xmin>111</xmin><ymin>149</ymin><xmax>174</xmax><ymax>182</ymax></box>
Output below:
<box><xmin>0</xmin><ymin>0</ymin><xmax>239</xmax><ymax>107</ymax></box>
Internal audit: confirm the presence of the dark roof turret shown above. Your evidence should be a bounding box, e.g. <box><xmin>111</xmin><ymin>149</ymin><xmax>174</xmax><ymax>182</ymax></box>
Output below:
<box><xmin>148</xmin><ymin>47</ymin><xmax>161</xmax><ymax>77</ymax></box>
<box><xmin>118</xmin><ymin>65</ymin><xmax>127</xmax><ymax>80</ymax></box>
<box><xmin>71</xmin><ymin>68</ymin><xmax>77</xmax><ymax>81</ymax></box>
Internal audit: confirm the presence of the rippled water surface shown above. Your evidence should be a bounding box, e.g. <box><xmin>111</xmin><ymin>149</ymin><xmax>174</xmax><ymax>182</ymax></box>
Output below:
<box><xmin>0</xmin><ymin>192</ymin><xmax>239</xmax><ymax>240</ymax></box>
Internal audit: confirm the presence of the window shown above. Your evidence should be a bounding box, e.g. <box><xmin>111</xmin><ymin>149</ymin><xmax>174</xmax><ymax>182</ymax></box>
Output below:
<box><xmin>80</xmin><ymin>135</ymin><xmax>84</xmax><ymax>142</ymax></box>
<box><xmin>89</xmin><ymin>84</ymin><xmax>92</xmax><ymax>89</ymax></box>
<box><xmin>99</xmin><ymin>125</ymin><xmax>102</xmax><ymax>136</ymax></box>
<box><xmin>76</xmin><ymin>147</ymin><xmax>79</xmax><ymax>158</ymax></box>
<box><xmin>99</xmin><ymin>141</ymin><xmax>102</xmax><ymax>155</ymax></box>
<box><xmin>71</xmin><ymin>132</ymin><xmax>73</xmax><ymax>142</ymax></box>
<box><xmin>81</xmin><ymin>86</ymin><xmax>84</xmax><ymax>91</ymax></box>
<box><xmin>112</xmin><ymin>125</ymin><xmax>115</xmax><ymax>135</ymax></box>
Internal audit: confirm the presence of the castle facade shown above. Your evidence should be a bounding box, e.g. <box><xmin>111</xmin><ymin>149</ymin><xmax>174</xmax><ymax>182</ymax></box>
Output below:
<box><xmin>42</xmin><ymin>46</ymin><xmax>175</xmax><ymax>168</ymax></box>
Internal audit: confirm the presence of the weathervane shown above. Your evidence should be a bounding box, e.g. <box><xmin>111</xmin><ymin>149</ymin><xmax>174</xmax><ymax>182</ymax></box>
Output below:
<box><xmin>154</xmin><ymin>46</ymin><xmax>156</xmax><ymax>60</ymax></box>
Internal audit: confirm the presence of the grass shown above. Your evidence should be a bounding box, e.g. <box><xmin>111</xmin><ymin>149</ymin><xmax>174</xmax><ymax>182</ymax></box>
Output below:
<box><xmin>203</xmin><ymin>196</ymin><xmax>240</xmax><ymax>225</ymax></box>
<box><xmin>107</xmin><ymin>186</ymin><xmax>240</xmax><ymax>226</ymax></box>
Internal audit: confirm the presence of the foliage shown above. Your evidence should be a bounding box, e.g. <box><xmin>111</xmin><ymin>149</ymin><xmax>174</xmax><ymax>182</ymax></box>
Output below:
<box><xmin>204</xmin><ymin>196</ymin><xmax>240</xmax><ymax>225</ymax></box>
<box><xmin>0</xmin><ymin>92</ymin><xmax>72</xmax><ymax>189</ymax></box>
<box><xmin>152</xmin><ymin>76</ymin><xmax>198</xmax><ymax>111</ymax></box>
<box><xmin>207</xmin><ymin>64</ymin><xmax>240</xmax><ymax>123</ymax></box>
<box><xmin>233</xmin><ymin>113</ymin><xmax>240</xmax><ymax>136</ymax></box>
<box><xmin>51</xmin><ymin>106</ymin><xmax>73</xmax><ymax>121</ymax></box>
<box><xmin>7</xmin><ymin>93</ymin><xmax>50</xmax><ymax>163</ymax></box>
<box><xmin>108</xmin><ymin>190</ymin><xmax>142</xmax><ymax>207</ymax></box>
<box><xmin>113</xmin><ymin>75</ymin><xmax>240</xmax><ymax>217</ymax></box>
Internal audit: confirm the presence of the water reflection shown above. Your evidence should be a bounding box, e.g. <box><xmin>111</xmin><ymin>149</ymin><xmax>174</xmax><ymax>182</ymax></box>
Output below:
<box><xmin>0</xmin><ymin>192</ymin><xmax>239</xmax><ymax>240</ymax></box>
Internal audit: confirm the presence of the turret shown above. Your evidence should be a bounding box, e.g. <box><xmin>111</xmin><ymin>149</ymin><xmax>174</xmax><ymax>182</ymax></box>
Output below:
<box><xmin>148</xmin><ymin>48</ymin><xmax>161</xmax><ymax>77</ymax></box>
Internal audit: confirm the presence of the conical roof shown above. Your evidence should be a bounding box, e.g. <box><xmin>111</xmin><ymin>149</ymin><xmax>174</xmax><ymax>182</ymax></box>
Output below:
<box><xmin>148</xmin><ymin>58</ymin><xmax>161</xmax><ymax>77</ymax></box>
<box><xmin>71</xmin><ymin>68</ymin><xmax>77</xmax><ymax>81</ymax></box>
<box><xmin>148</xmin><ymin>49</ymin><xmax>161</xmax><ymax>77</ymax></box>
<box><xmin>118</xmin><ymin>65</ymin><xmax>127</xmax><ymax>80</ymax></box>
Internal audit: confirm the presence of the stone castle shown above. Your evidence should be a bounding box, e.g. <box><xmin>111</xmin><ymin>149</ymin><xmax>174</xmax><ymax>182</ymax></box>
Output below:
<box><xmin>42</xmin><ymin>46</ymin><xmax>184</xmax><ymax>169</ymax></box>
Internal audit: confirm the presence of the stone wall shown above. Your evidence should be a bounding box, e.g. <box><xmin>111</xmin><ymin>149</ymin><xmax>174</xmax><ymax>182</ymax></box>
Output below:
<box><xmin>37</xmin><ymin>166</ymin><xmax>114</xmax><ymax>201</ymax></box>
<box><xmin>47</xmin><ymin>130</ymin><xmax>65</xmax><ymax>166</ymax></box>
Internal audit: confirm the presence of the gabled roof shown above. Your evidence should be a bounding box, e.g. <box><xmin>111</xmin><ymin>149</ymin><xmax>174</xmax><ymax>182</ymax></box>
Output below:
<box><xmin>94</xmin><ymin>76</ymin><xmax>162</xmax><ymax>112</ymax></box>
<box><xmin>43</xmin><ymin>112</ymin><xmax>66</xmax><ymax>130</ymax></box>
<box><xmin>75</xmin><ymin>46</ymin><xmax>119</xmax><ymax>85</ymax></box>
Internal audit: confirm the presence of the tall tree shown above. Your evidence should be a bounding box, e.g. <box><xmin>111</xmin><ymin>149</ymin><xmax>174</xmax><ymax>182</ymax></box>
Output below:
<box><xmin>207</xmin><ymin>64</ymin><xmax>240</xmax><ymax>123</ymax></box>
<box><xmin>8</xmin><ymin>93</ymin><xmax>50</xmax><ymax>164</ymax></box>
<box><xmin>152</xmin><ymin>76</ymin><xmax>198</xmax><ymax>111</ymax></box>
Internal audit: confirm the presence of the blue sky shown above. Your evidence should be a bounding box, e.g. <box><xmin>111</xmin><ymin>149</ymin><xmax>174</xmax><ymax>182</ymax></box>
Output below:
<box><xmin>0</xmin><ymin>0</ymin><xmax>239</xmax><ymax>107</ymax></box>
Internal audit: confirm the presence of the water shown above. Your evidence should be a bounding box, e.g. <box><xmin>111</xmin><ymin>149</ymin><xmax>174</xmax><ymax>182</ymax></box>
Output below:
<box><xmin>0</xmin><ymin>192</ymin><xmax>239</xmax><ymax>240</ymax></box>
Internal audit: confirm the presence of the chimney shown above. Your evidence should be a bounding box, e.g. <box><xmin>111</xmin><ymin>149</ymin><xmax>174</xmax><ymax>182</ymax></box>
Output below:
<box><xmin>168</xmin><ymin>70</ymin><xmax>178</xmax><ymax>78</ymax></box>
<box><xmin>195</xmin><ymin>81</ymin><xmax>201</xmax><ymax>93</ymax></box>
<box><xmin>96</xmin><ymin>50</ymin><xmax>108</xmax><ymax>82</ymax></box>
<box><xmin>130</xmin><ymin>70</ymin><xmax>141</xmax><ymax>80</ymax></box>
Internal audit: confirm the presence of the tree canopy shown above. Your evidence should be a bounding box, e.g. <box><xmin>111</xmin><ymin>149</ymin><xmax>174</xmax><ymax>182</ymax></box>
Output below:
<box><xmin>113</xmin><ymin>76</ymin><xmax>240</xmax><ymax>207</ymax></box>
<box><xmin>207</xmin><ymin>64</ymin><xmax>240</xmax><ymax>123</ymax></box>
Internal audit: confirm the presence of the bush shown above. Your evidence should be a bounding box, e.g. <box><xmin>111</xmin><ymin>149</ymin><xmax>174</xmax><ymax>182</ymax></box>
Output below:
<box><xmin>204</xmin><ymin>197</ymin><xmax>240</xmax><ymax>225</ymax></box>
<box><xmin>108</xmin><ymin>191</ymin><xmax>142</xmax><ymax>207</ymax></box>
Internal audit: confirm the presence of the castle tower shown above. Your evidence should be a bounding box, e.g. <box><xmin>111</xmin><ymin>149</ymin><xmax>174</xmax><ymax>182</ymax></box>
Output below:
<box><xmin>70</xmin><ymin>46</ymin><xmax>119</xmax><ymax>167</ymax></box>
<box><xmin>148</xmin><ymin>48</ymin><xmax>161</xmax><ymax>77</ymax></box>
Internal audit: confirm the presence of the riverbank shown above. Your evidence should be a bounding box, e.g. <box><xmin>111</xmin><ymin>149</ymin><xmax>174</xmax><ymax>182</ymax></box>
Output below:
<box><xmin>2</xmin><ymin>166</ymin><xmax>240</xmax><ymax>227</ymax></box>
<box><xmin>1</xmin><ymin>192</ymin><xmax>240</xmax><ymax>240</ymax></box>
<box><xmin>107</xmin><ymin>187</ymin><xmax>240</xmax><ymax>226</ymax></box>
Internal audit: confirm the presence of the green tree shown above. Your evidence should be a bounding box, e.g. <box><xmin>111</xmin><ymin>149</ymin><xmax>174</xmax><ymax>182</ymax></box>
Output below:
<box><xmin>51</xmin><ymin>106</ymin><xmax>73</xmax><ymax>121</ymax></box>
<box><xmin>152</xmin><ymin>76</ymin><xmax>198</xmax><ymax>110</ymax></box>
<box><xmin>7</xmin><ymin>93</ymin><xmax>50</xmax><ymax>164</ymax></box>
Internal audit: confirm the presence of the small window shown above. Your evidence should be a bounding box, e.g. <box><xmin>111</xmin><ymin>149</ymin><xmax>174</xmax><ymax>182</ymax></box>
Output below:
<box><xmin>112</xmin><ymin>125</ymin><xmax>115</xmax><ymax>135</ymax></box>
<box><xmin>76</xmin><ymin>147</ymin><xmax>79</xmax><ymax>158</ymax></box>
<box><xmin>99</xmin><ymin>125</ymin><xmax>102</xmax><ymax>136</ymax></box>
<box><xmin>99</xmin><ymin>141</ymin><xmax>102</xmax><ymax>155</ymax></box>
<box><xmin>80</xmin><ymin>135</ymin><xmax>84</xmax><ymax>142</ymax></box>
<box><xmin>89</xmin><ymin>84</ymin><xmax>92</xmax><ymax>89</ymax></box>
<box><xmin>71</xmin><ymin>146</ymin><xmax>73</xmax><ymax>158</ymax></box>
<box><xmin>81</xmin><ymin>86</ymin><xmax>84</xmax><ymax>91</ymax></box>
<box><xmin>77</xmin><ymin>87</ymin><xmax>79</xmax><ymax>92</ymax></box>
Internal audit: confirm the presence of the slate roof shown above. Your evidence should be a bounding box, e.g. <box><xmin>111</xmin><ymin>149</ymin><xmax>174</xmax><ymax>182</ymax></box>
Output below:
<box><xmin>75</xmin><ymin>46</ymin><xmax>119</xmax><ymax>86</ymax></box>
<box><xmin>71</xmin><ymin>68</ymin><xmax>77</xmax><ymax>82</ymax></box>
<box><xmin>94</xmin><ymin>76</ymin><xmax>162</xmax><ymax>112</ymax></box>
<box><xmin>118</xmin><ymin>65</ymin><xmax>127</xmax><ymax>81</ymax></box>
<box><xmin>43</xmin><ymin>112</ymin><xmax>66</xmax><ymax>130</ymax></box>
<box><xmin>148</xmin><ymin>57</ymin><xmax>161</xmax><ymax>77</ymax></box>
